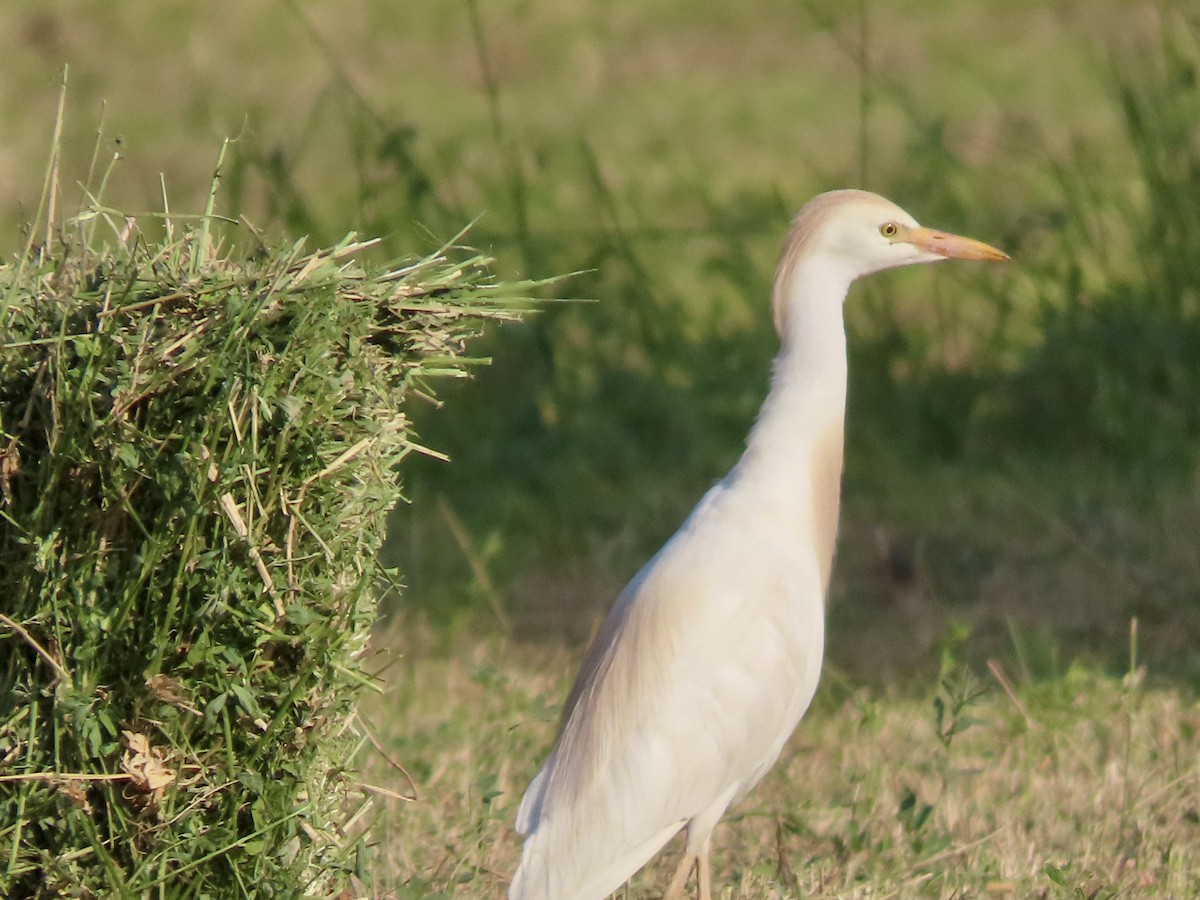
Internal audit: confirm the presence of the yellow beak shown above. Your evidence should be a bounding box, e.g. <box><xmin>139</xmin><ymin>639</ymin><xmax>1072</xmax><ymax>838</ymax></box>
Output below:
<box><xmin>905</xmin><ymin>226</ymin><xmax>1010</xmax><ymax>262</ymax></box>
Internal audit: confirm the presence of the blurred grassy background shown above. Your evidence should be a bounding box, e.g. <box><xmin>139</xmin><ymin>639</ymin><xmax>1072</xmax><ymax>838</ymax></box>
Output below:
<box><xmin>4</xmin><ymin>0</ymin><xmax>1199</xmax><ymax>684</ymax></box>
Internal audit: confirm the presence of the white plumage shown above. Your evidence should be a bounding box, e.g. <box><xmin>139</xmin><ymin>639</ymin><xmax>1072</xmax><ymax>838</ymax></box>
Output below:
<box><xmin>510</xmin><ymin>190</ymin><xmax>1007</xmax><ymax>900</ymax></box>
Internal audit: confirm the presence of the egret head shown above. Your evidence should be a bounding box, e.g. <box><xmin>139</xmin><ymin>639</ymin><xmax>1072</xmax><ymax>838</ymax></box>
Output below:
<box><xmin>772</xmin><ymin>189</ymin><xmax>1008</xmax><ymax>334</ymax></box>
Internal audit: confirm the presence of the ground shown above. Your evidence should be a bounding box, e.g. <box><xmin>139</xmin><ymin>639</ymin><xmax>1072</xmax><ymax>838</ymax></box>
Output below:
<box><xmin>360</xmin><ymin>627</ymin><xmax>1200</xmax><ymax>898</ymax></box>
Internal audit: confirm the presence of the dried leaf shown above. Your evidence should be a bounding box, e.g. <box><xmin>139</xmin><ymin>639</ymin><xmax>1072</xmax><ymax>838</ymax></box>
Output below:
<box><xmin>121</xmin><ymin>730</ymin><xmax>176</xmax><ymax>812</ymax></box>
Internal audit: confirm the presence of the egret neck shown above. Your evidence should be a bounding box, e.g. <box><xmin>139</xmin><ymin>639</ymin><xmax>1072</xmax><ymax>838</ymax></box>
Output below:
<box><xmin>734</xmin><ymin>253</ymin><xmax>854</xmax><ymax>596</ymax></box>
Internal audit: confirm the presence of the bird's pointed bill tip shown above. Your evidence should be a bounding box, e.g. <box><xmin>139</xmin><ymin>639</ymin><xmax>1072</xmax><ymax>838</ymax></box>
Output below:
<box><xmin>908</xmin><ymin>227</ymin><xmax>1010</xmax><ymax>262</ymax></box>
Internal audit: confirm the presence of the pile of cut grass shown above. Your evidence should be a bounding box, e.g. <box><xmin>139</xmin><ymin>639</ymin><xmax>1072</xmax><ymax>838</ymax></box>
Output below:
<box><xmin>0</xmin><ymin>114</ymin><xmax>530</xmax><ymax>895</ymax></box>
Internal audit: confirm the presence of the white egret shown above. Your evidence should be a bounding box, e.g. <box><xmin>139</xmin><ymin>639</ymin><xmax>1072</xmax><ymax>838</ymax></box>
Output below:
<box><xmin>509</xmin><ymin>190</ymin><xmax>1008</xmax><ymax>900</ymax></box>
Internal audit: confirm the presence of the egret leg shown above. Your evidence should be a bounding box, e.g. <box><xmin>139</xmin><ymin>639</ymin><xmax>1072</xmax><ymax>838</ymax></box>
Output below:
<box><xmin>697</xmin><ymin>848</ymin><xmax>712</xmax><ymax>900</ymax></box>
<box><xmin>663</xmin><ymin>852</ymin><xmax>695</xmax><ymax>899</ymax></box>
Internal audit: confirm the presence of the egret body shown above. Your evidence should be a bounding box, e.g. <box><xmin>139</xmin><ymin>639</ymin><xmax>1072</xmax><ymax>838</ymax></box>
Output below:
<box><xmin>510</xmin><ymin>190</ymin><xmax>1008</xmax><ymax>900</ymax></box>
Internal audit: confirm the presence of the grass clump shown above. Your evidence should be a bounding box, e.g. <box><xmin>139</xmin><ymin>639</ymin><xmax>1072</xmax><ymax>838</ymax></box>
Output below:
<box><xmin>0</xmin><ymin>113</ymin><xmax>528</xmax><ymax>896</ymax></box>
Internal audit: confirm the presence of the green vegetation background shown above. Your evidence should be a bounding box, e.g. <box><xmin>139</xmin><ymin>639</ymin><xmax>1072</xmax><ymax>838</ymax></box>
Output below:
<box><xmin>3</xmin><ymin>0</ymin><xmax>1198</xmax><ymax>685</ymax></box>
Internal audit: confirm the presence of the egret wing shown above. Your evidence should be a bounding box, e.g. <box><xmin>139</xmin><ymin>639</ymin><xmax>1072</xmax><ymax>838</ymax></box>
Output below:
<box><xmin>511</xmin><ymin>487</ymin><xmax>825</xmax><ymax>900</ymax></box>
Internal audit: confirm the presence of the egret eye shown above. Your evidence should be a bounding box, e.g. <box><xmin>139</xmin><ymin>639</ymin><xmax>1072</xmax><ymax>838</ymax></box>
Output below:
<box><xmin>880</xmin><ymin>222</ymin><xmax>900</xmax><ymax>238</ymax></box>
